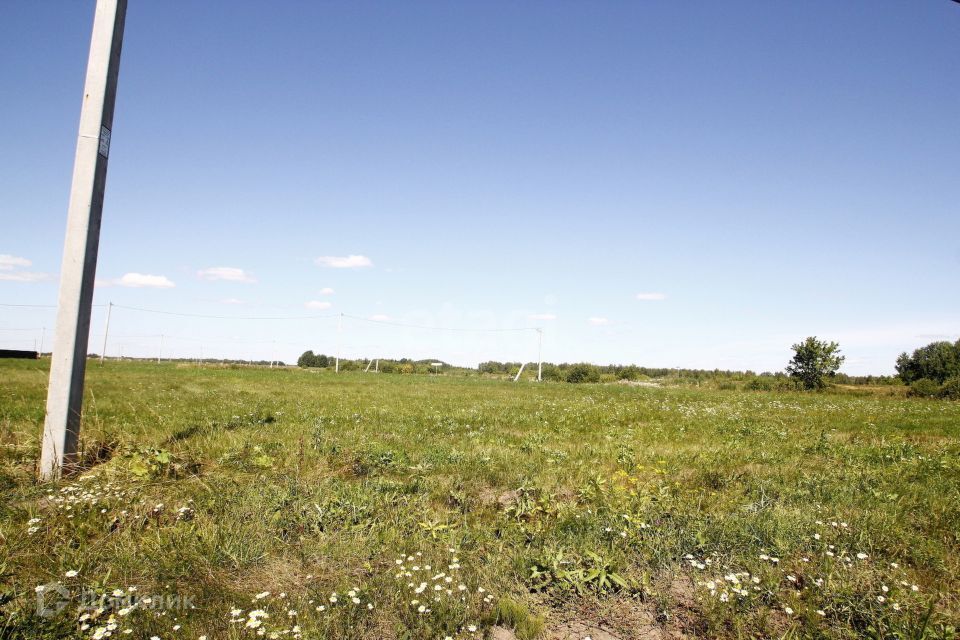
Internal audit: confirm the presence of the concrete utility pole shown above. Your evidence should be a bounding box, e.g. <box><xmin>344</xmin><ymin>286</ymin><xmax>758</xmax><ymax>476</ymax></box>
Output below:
<box><xmin>99</xmin><ymin>301</ymin><xmax>112</xmax><ymax>365</ymax></box>
<box><xmin>537</xmin><ymin>328</ymin><xmax>543</xmax><ymax>382</ymax></box>
<box><xmin>335</xmin><ymin>312</ymin><xmax>343</xmax><ymax>373</ymax></box>
<box><xmin>40</xmin><ymin>0</ymin><xmax>127</xmax><ymax>482</ymax></box>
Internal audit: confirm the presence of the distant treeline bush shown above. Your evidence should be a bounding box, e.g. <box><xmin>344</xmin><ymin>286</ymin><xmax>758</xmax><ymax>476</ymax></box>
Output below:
<box><xmin>296</xmin><ymin>340</ymin><xmax>959</xmax><ymax>400</ymax></box>
<box><xmin>896</xmin><ymin>340</ymin><xmax>960</xmax><ymax>398</ymax></box>
<box><xmin>297</xmin><ymin>351</ymin><xmax>473</xmax><ymax>375</ymax></box>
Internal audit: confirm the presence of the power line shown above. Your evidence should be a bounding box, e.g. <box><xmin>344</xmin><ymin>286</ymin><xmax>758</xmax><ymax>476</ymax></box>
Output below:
<box><xmin>341</xmin><ymin>313</ymin><xmax>541</xmax><ymax>333</ymax></box>
<box><xmin>111</xmin><ymin>304</ymin><xmax>339</xmax><ymax>321</ymax></box>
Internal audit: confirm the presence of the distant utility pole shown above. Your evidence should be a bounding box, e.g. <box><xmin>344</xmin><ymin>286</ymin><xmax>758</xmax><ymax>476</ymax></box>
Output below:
<box><xmin>335</xmin><ymin>312</ymin><xmax>343</xmax><ymax>373</ymax></box>
<box><xmin>99</xmin><ymin>301</ymin><xmax>112</xmax><ymax>365</ymax></box>
<box><xmin>40</xmin><ymin>0</ymin><xmax>127</xmax><ymax>482</ymax></box>
<box><xmin>537</xmin><ymin>328</ymin><xmax>543</xmax><ymax>382</ymax></box>
<box><xmin>157</xmin><ymin>334</ymin><xmax>164</xmax><ymax>364</ymax></box>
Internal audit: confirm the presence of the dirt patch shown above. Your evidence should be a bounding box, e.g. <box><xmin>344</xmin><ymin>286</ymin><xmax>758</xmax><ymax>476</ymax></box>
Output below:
<box><xmin>662</xmin><ymin>574</ymin><xmax>699</xmax><ymax>639</ymax></box>
<box><xmin>549</xmin><ymin>620</ymin><xmax>625</xmax><ymax>640</ymax></box>
<box><xmin>490</xmin><ymin>626</ymin><xmax>519</xmax><ymax>640</ymax></box>
<box><xmin>478</xmin><ymin>487</ymin><xmax>521</xmax><ymax>509</ymax></box>
<box><xmin>541</xmin><ymin>595</ymin><xmax>665</xmax><ymax>640</ymax></box>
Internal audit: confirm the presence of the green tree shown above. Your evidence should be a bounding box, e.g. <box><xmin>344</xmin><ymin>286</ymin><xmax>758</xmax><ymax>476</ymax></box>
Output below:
<box><xmin>786</xmin><ymin>337</ymin><xmax>844</xmax><ymax>390</ymax></box>
<box><xmin>297</xmin><ymin>350</ymin><xmax>316</xmax><ymax>368</ymax></box>
<box><xmin>895</xmin><ymin>340</ymin><xmax>960</xmax><ymax>384</ymax></box>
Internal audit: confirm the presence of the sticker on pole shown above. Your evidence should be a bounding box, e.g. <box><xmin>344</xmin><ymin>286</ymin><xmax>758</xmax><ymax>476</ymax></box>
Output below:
<box><xmin>98</xmin><ymin>126</ymin><xmax>111</xmax><ymax>158</ymax></box>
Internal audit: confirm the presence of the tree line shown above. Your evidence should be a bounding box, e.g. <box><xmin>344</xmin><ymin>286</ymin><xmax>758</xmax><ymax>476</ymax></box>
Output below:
<box><xmin>296</xmin><ymin>337</ymin><xmax>959</xmax><ymax>400</ymax></box>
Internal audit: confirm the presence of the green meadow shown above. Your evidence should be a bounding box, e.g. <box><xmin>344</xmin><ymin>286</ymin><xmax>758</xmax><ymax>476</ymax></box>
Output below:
<box><xmin>1</xmin><ymin>359</ymin><xmax>958</xmax><ymax>639</ymax></box>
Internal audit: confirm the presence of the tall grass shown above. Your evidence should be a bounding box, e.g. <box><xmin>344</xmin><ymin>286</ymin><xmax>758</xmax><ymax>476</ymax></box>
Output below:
<box><xmin>1</xmin><ymin>359</ymin><xmax>958</xmax><ymax>638</ymax></box>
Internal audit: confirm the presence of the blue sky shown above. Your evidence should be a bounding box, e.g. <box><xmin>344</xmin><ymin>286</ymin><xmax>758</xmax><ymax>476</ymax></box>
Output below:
<box><xmin>2</xmin><ymin>1</ymin><xmax>958</xmax><ymax>373</ymax></box>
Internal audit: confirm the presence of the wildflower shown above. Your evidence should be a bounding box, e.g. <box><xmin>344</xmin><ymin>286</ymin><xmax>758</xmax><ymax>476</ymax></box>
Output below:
<box><xmin>856</xmin><ymin>553</ymin><xmax>868</xmax><ymax>560</ymax></box>
<box><xmin>816</xmin><ymin>610</ymin><xmax>826</xmax><ymax>617</ymax></box>
<box><xmin>784</xmin><ymin>607</ymin><xmax>794</xmax><ymax>615</ymax></box>
<box><xmin>65</xmin><ymin>570</ymin><xmax>79</xmax><ymax>578</ymax></box>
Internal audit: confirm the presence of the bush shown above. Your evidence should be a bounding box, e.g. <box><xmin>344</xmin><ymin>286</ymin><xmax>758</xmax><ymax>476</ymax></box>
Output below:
<box><xmin>745</xmin><ymin>377</ymin><xmax>773</xmax><ymax>391</ymax></box>
<box><xmin>909</xmin><ymin>378</ymin><xmax>941</xmax><ymax>398</ymax></box>
<box><xmin>939</xmin><ymin>376</ymin><xmax>960</xmax><ymax>400</ymax></box>
<box><xmin>566</xmin><ymin>364</ymin><xmax>601</xmax><ymax>384</ymax></box>
<box><xmin>617</xmin><ymin>365</ymin><xmax>642</xmax><ymax>381</ymax></box>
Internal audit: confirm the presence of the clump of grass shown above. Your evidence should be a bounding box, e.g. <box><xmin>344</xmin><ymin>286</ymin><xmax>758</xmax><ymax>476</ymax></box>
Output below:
<box><xmin>494</xmin><ymin>597</ymin><xmax>545</xmax><ymax>639</ymax></box>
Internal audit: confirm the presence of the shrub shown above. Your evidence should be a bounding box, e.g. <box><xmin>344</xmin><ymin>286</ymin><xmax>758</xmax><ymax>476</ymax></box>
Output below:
<box><xmin>566</xmin><ymin>364</ymin><xmax>600</xmax><ymax>384</ymax></box>
<box><xmin>617</xmin><ymin>365</ymin><xmax>642</xmax><ymax>381</ymax></box>
<box><xmin>909</xmin><ymin>378</ymin><xmax>941</xmax><ymax>398</ymax></box>
<box><xmin>939</xmin><ymin>376</ymin><xmax>960</xmax><ymax>400</ymax></box>
<box><xmin>745</xmin><ymin>377</ymin><xmax>773</xmax><ymax>391</ymax></box>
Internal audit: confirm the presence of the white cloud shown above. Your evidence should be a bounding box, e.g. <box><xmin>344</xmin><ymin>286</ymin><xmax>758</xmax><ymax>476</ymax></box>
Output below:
<box><xmin>319</xmin><ymin>287</ymin><xmax>335</xmax><ymax>295</ymax></box>
<box><xmin>305</xmin><ymin>300</ymin><xmax>332</xmax><ymax>310</ymax></box>
<box><xmin>220</xmin><ymin>297</ymin><xmax>244</xmax><ymax>305</ymax></box>
<box><xmin>0</xmin><ymin>271</ymin><xmax>50</xmax><ymax>282</ymax></box>
<box><xmin>0</xmin><ymin>254</ymin><xmax>31</xmax><ymax>270</ymax></box>
<box><xmin>588</xmin><ymin>317</ymin><xmax>610</xmax><ymax>326</ymax></box>
<box><xmin>315</xmin><ymin>255</ymin><xmax>373</xmax><ymax>269</ymax></box>
<box><xmin>368</xmin><ymin>314</ymin><xmax>391</xmax><ymax>322</ymax></box>
<box><xmin>528</xmin><ymin>313</ymin><xmax>557</xmax><ymax>321</ymax></box>
<box><xmin>117</xmin><ymin>273</ymin><xmax>175</xmax><ymax>288</ymax></box>
<box><xmin>0</xmin><ymin>254</ymin><xmax>50</xmax><ymax>282</ymax></box>
<box><xmin>197</xmin><ymin>266</ymin><xmax>256</xmax><ymax>283</ymax></box>
<box><xmin>635</xmin><ymin>292</ymin><xmax>666</xmax><ymax>301</ymax></box>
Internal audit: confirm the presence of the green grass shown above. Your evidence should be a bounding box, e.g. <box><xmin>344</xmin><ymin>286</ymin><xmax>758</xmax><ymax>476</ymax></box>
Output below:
<box><xmin>1</xmin><ymin>359</ymin><xmax>958</xmax><ymax>639</ymax></box>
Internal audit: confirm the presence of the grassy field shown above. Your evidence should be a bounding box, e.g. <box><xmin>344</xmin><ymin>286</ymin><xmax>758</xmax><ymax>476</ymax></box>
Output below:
<box><xmin>1</xmin><ymin>360</ymin><xmax>959</xmax><ymax>639</ymax></box>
